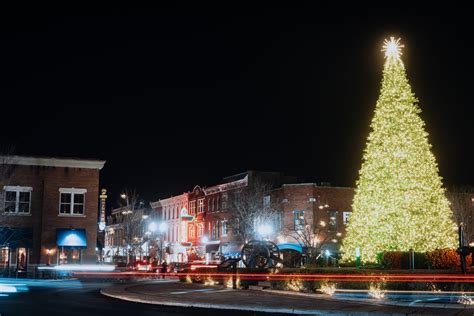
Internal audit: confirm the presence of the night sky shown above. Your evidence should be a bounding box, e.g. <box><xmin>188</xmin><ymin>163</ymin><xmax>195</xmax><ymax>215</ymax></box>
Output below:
<box><xmin>1</xmin><ymin>8</ymin><xmax>472</xmax><ymax>206</ymax></box>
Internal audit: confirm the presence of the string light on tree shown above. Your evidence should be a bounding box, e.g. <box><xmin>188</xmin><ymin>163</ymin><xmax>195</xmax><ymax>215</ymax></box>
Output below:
<box><xmin>341</xmin><ymin>37</ymin><xmax>457</xmax><ymax>263</ymax></box>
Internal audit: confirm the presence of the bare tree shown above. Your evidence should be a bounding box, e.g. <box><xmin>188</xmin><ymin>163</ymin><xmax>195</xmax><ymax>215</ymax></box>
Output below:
<box><xmin>446</xmin><ymin>186</ymin><xmax>474</xmax><ymax>245</ymax></box>
<box><xmin>283</xmin><ymin>221</ymin><xmax>333</xmax><ymax>264</ymax></box>
<box><xmin>228</xmin><ymin>179</ymin><xmax>280</xmax><ymax>242</ymax></box>
<box><xmin>115</xmin><ymin>190</ymin><xmax>146</xmax><ymax>265</ymax></box>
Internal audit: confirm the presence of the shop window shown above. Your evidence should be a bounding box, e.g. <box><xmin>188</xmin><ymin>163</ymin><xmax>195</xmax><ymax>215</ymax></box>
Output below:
<box><xmin>59</xmin><ymin>248</ymin><xmax>81</xmax><ymax>265</ymax></box>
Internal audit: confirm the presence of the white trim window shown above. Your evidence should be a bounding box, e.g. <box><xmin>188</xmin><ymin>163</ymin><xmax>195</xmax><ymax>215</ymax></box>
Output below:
<box><xmin>221</xmin><ymin>193</ymin><xmax>227</xmax><ymax>211</ymax></box>
<box><xmin>221</xmin><ymin>220</ymin><xmax>228</xmax><ymax>236</ymax></box>
<box><xmin>197</xmin><ymin>198</ymin><xmax>204</xmax><ymax>213</ymax></box>
<box><xmin>189</xmin><ymin>200</ymin><xmax>196</xmax><ymax>215</ymax></box>
<box><xmin>3</xmin><ymin>186</ymin><xmax>32</xmax><ymax>214</ymax></box>
<box><xmin>59</xmin><ymin>188</ymin><xmax>87</xmax><ymax>216</ymax></box>
<box><xmin>343</xmin><ymin>211</ymin><xmax>351</xmax><ymax>225</ymax></box>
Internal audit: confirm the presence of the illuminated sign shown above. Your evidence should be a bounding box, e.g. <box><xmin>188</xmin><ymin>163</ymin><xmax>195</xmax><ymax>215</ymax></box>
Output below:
<box><xmin>57</xmin><ymin>229</ymin><xmax>87</xmax><ymax>248</ymax></box>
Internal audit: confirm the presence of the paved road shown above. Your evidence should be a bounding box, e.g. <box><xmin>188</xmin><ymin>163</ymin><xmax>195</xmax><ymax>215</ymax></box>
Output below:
<box><xmin>102</xmin><ymin>280</ymin><xmax>474</xmax><ymax>315</ymax></box>
<box><xmin>0</xmin><ymin>279</ymin><xmax>280</xmax><ymax>316</ymax></box>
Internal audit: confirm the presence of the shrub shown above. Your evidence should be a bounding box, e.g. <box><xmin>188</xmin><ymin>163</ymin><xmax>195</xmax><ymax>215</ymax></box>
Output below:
<box><xmin>426</xmin><ymin>248</ymin><xmax>472</xmax><ymax>269</ymax></box>
<box><xmin>382</xmin><ymin>251</ymin><xmax>428</xmax><ymax>269</ymax></box>
<box><xmin>382</xmin><ymin>251</ymin><xmax>406</xmax><ymax>269</ymax></box>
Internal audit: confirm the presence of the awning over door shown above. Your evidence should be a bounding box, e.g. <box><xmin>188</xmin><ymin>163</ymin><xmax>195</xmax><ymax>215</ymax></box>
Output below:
<box><xmin>0</xmin><ymin>227</ymin><xmax>33</xmax><ymax>248</ymax></box>
<box><xmin>57</xmin><ymin>228</ymin><xmax>87</xmax><ymax>248</ymax></box>
<box><xmin>277</xmin><ymin>243</ymin><xmax>303</xmax><ymax>253</ymax></box>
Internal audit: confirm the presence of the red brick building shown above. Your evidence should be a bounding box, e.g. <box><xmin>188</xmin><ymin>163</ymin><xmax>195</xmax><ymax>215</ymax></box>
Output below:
<box><xmin>0</xmin><ymin>156</ymin><xmax>105</xmax><ymax>275</ymax></box>
<box><xmin>151</xmin><ymin>171</ymin><xmax>355</xmax><ymax>264</ymax></box>
<box><xmin>270</xmin><ymin>183</ymin><xmax>354</xmax><ymax>254</ymax></box>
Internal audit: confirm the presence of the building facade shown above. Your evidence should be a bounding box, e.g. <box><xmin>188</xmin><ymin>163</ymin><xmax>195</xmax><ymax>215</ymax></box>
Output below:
<box><xmin>151</xmin><ymin>171</ymin><xmax>354</xmax><ymax>264</ymax></box>
<box><xmin>0</xmin><ymin>156</ymin><xmax>105</xmax><ymax>275</ymax></box>
<box><xmin>103</xmin><ymin>205</ymin><xmax>155</xmax><ymax>264</ymax></box>
<box><xmin>270</xmin><ymin>183</ymin><xmax>354</xmax><ymax>255</ymax></box>
<box><xmin>151</xmin><ymin>193</ymin><xmax>189</xmax><ymax>262</ymax></box>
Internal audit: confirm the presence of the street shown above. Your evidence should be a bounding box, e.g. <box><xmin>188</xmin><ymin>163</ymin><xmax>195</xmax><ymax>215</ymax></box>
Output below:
<box><xmin>0</xmin><ymin>279</ymin><xmax>279</xmax><ymax>316</ymax></box>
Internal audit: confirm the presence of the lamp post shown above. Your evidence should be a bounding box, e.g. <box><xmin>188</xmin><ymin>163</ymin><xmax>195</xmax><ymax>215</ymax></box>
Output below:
<box><xmin>121</xmin><ymin>193</ymin><xmax>133</xmax><ymax>265</ymax></box>
<box><xmin>158</xmin><ymin>222</ymin><xmax>168</xmax><ymax>263</ymax></box>
<box><xmin>149</xmin><ymin>222</ymin><xmax>168</xmax><ymax>264</ymax></box>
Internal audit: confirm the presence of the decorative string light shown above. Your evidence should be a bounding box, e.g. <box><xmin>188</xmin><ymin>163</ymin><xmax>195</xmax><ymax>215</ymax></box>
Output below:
<box><xmin>342</xmin><ymin>37</ymin><xmax>457</xmax><ymax>263</ymax></box>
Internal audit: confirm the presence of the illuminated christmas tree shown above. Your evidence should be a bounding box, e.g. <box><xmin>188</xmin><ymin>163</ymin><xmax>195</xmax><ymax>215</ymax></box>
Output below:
<box><xmin>342</xmin><ymin>38</ymin><xmax>457</xmax><ymax>263</ymax></box>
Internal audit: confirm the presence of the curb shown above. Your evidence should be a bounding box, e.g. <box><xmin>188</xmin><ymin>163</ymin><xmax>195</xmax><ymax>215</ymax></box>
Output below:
<box><xmin>262</xmin><ymin>289</ymin><xmax>474</xmax><ymax>310</ymax></box>
<box><xmin>100</xmin><ymin>286</ymin><xmax>408</xmax><ymax>315</ymax></box>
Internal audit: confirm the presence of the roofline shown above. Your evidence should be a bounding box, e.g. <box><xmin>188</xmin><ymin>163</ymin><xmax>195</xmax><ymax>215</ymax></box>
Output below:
<box><xmin>0</xmin><ymin>155</ymin><xmax>106</xmax><ymax>170</ymax></box>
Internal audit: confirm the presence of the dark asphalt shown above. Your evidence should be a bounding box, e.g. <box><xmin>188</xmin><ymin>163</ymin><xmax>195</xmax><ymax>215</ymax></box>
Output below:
<box><xmin>0</xmin><ymin>279</ymin><xmax>283</xmax><ymax>316</ymax></box>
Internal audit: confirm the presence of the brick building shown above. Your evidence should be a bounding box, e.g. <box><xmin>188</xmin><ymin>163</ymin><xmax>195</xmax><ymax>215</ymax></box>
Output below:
<box><xmin>0</xmin><ymin>156</ymin><xmax>105</xmax><ymax>275</ymax></box>
<box><xmin>270</xmin><ymin>183</ymin><xmax>354</xmax><ymax>255</ymax></box>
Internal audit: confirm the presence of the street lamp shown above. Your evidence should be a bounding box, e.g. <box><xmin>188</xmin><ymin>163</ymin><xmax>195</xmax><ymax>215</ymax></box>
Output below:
<box><xmin>257</xmin><ymin>224</ymin><xmax>273</xmax><ymax>239</ymax></box>
<box><xmin>158</xmin><ymin>222</ymin><xmax>168</xmax><ymax>234</ymax></box>
<box><xmin>149</xmin><ymin>222</ymin><xmax>158</xmax><ymax>232</ymax></box>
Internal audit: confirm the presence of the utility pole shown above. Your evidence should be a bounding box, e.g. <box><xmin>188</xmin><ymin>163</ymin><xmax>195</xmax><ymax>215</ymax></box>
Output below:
<box><xmin>458</xmin><ymin>223</ymin><xmax>468</xmax><ymax>274</ymax></box>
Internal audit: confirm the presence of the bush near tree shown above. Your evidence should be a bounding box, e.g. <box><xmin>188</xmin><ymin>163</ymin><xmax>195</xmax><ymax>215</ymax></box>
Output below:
<box><xmin>382</xmin><ymin>249</ymin><xmax>471</xmax><ymax>270</ymax></box>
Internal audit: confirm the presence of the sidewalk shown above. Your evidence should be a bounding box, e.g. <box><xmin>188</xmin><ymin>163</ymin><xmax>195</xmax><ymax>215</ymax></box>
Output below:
<box><xmin>100</xmin><ymin>280</ymin><xmax>474</xmax><ymax>315</ymax></box>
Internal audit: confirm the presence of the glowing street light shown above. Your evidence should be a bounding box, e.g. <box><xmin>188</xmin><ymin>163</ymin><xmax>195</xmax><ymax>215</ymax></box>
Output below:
<box><xmin>158</xmin><ymin>222</ymin><xmax>168</xmax><ymax>234</ymax></box>
<box><xmin>257</xmin><ymin>224</ymin><xmax>273</xmax><ymax>238</ymax></box>
<box><xmin>120</xmin><ymin>193</ymin><xmax>127</xmax><ymax>199</ymax></box>
<box><xmin>149</xmin><ymin>222</ymin><xmax>158</xmax><ymax>232</ymax></box>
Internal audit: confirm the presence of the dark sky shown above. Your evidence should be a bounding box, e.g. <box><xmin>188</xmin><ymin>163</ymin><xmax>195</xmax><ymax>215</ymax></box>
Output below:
<box><xmin>1</xmin><ymin>8</ymin><xmax>472</xmax><ymax>206</ymax></box>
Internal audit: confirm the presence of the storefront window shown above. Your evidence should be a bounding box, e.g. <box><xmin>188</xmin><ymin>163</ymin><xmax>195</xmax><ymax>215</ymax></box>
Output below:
<box><xmin>0</xmin><ymin>247</ymin><xmax>9</xmax><ymax>267</ymax></box>
<box><xmin>59</xmin><ymin>248</ymin><xmax>81</xmax><ymax>264</ymax></box>
<box><xmin>17</xmin><ymin>248</ymin><xmax>27</xmax><ymax>271</ymax></box>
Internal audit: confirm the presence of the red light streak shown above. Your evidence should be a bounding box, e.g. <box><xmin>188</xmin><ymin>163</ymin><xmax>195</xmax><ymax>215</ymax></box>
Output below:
<box><xmin>71</xmin><ymin>271</ymin><xmax>474</xmax><ymax>283</ymax></box>
<box><xmin>167</xmin><ymin>272</ymin><xmax>474</xmax><ymax>283</ymax></box>
<box><xmin>190</xmin><ymin>264</ymin><xmax>218</xmax><ymax>270</ymax></box>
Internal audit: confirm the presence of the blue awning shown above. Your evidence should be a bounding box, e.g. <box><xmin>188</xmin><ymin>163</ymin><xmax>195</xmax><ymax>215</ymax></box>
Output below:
<box><xmin>0</xmin><ymin>227</ymin><xmax>33</xmax><ymax>248</ymax></box>
<box><xmin>57</xmin><ymin>229</ymin><xmax>87</xmax><ymax>248</ymax></box>
<box><xmin>277</xmin><ymin>243</ymin><xmax>303</xmax><ymax>253</ymax></box>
